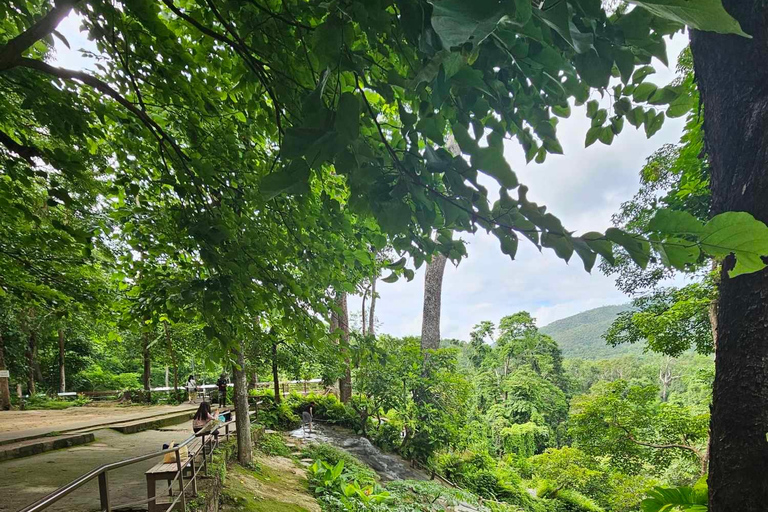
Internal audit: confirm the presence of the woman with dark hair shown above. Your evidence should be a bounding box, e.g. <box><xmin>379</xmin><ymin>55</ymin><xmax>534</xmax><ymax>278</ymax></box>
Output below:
<box><xmin>186</xmin><ymin>375</ymin><xmax>197</xmax><ymax>404</ymax></box>
<box><xmin>192</xmin><ymin>402</ymin><xmax>219</xmax><ymax>437</ymax></box>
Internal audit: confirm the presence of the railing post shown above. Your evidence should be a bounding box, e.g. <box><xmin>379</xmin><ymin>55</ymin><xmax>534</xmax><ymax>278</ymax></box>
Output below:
<box><xmin>175</xmin><ymin>449</ymin><xmax>186</xmax><ymax>511</ymax></box>
<box><xmin>98</xmin><ymin>471</ymin><xmax>111</xmax><ymax>512</ymax></box>
<box><xmin>201</xmin><ymin>434</ymin><xmax>208</xmax><ymax>476</ymax></box>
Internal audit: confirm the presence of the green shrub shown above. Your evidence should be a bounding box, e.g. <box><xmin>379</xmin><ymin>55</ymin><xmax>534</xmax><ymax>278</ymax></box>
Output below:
<box><xmin>256</xmin><ymin>432</ymin><xmax>292</xmax><ymax>457</ymax></box>
<box><xmin>25</xmin><ymin>394</ymin><xmax>91</xmax><ymax>410</ymax></box>
<box><xmin>371</xmin><ymin>419</ymin><xmax>403</xmax><ymax>453</ymax></box>
<box><xmin>301</xmin><ymin>442</ymin><xmax>377</xmax><ymax>484</ymax></box>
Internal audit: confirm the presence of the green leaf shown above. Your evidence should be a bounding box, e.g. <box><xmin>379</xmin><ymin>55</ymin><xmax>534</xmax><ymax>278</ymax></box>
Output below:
<box><xmin>657</xmin><ymin>237</ymin><xmax>700</xmax><ymax>270</ymax></box>
<box><xmin>572</xmin><ymin>238</ymin><xmax>598</xmax><ymax>272</ymax></box>
<box><xmin>382</xmin><ymin>272</ymin><xmax>398</xmax><ymax>283</ymax></box>
<box><xmin>536</xmin><ymin>0</ymin><xmax>574</xmax><ymax>46</ymax></box>
<box><xmin>606</xmin><ymin>227</ymin><xmax>651</xmax><ymax>268</ymax></box>
<box><xmin>335</xmin><ymin>92</ymin><xmax>360</xmax><ymax>142</ymax></box>
<box><xmin>647</xmin><ymin>209</ymin><xmax>704</xmax><ymax>235</ymax></box>
<box><xmin>700</xmin><ymin>212</ymin><xmax>768</xmax><ymax>277</ymax></box>
<box><xmin>628</xmin><ymin>0</ymin><xmax>750</xmax><ymax>37</ymax></box>
<box><xmin>581</xmin><ymin>231</ymin><xmax>614</xmax><ymax>264</ymax></box>
<box><xmin>598</xmin><ymin>126</ymin><xmax>615</xmax><ymax>145</ymax></box>
<box><xmin>574</xmin><ymin>49</ymin><xmax>613</xmax><ymax>88</ymax></box>
<box><xmin>586</xmin><ymin>100</ymin><xmax>599</xmax><ymax>118</ymax></box>
<box><xmin>585</xmin><ymin>126</ymin><xmax>601</xmax><ymax>147</ymax></box>
<box><xmin>633</xmin><ymin>82</ymin><xmax>658</xmax><ymax>102</ymax></box>
<box><xmin>429</xmin><ymin>0</ymin><xmax>510</xmax><ymax>49</ymax></box>
<box><xmin>644</xmin><ymin>111</ymin><xmax>665</xmax><ymax>138</ymax></box>
<box><xmin>632</xmin><ymin>65</ymin><xmax>655</xmax><ymax>84</ymax></box>
<box><xmin>261</xmin><ymin>159</ymin><xmax>311</xmax><ymax>200</ymax></box>
<box><xmin>387</xmin><ymin>257</ymin><xmax>407</xmax><ymax>269</ymax></box>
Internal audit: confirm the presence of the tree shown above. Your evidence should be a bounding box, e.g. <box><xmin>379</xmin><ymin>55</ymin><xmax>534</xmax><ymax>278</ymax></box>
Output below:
<box><xmin>571</xmin><ymin>380</ymin><xmax>709</xmax><ymax>478</ymax></box>
<box><xmin>689</xmin><ymin>3</ymin><xmax>768</xmax><ymax>508</ymax></box>
<box><xmin>421</xmin><ymin>253</ymin><xmax>447</xmax><ymax>354</ymax></box>
<box><xmin>0</xmin><ymin>330</ymin><xmax>10</xmax><ymax>409</ymax></box>
<box><xmin>232</xmin><ymin>340</ymin><xmax>253</xmax><ymax>465</ymax></box>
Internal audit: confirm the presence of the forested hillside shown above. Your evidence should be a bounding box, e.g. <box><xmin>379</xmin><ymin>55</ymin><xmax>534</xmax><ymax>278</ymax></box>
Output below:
<box><xmin>541</xmin><ymin>305</ymin><xmax>640</xmax><ymax>359</ymax></box>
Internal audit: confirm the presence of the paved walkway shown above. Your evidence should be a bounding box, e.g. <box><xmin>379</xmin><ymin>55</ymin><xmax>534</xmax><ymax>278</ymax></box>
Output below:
<box><xmin>0</xmin><ymin>403</ymin><xmax>198</xmax><ymax>444</ymax></box>
<box><xmin>0</xmin><ymin>423</ymin><xmax>196</xmax><ymax>512</ymax></box>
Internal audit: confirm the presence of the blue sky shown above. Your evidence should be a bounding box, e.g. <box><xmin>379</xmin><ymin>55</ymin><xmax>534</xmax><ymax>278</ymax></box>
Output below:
<box><xmin>54</xmin><ymin>15</ymin><xmax>690</xmax><ymax>341</ymax></box>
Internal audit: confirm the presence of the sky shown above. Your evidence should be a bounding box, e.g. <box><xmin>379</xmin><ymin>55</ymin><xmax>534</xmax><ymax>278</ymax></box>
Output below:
<box><xmin>53</xmin><ymin>15</ymin><xmax>689</xmax><ymax>341</ymax></box>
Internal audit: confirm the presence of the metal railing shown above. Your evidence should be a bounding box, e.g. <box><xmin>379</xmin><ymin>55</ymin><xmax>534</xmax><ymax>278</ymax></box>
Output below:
<box><xmin>18</xmin><ymin>412</ymin><xmax>253</xmax><ymax>512</ymax></box>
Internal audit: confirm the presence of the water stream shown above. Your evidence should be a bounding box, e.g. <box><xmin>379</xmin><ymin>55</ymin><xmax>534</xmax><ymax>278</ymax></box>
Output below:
<box><xmin>288</xmin><ymin>423</ymin><xmax>429</xmax><ymax>482</ymax></box>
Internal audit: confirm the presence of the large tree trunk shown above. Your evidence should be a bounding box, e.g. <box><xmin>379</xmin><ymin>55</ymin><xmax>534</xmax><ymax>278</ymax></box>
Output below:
<box><xmin>58</xmin><ymin>327</ymin><xmax>65</xmax><ymax>393</ymax></box>
<box><xmin>421</xmin><ymin>253</ymin><xmax>447</xmax><ymax>354</ymax></box>
<box><xmin>271</xmin><ymin>341</ymin><xmax>281</xmax><ymax>404</ymax></box>
<box><xmin>690</xmin><ymin>6</ymin><xmax>768</xmax><ymax>509</ymax></box>
<box><xmin>0</xmin><ymin>331</ymin><xmax>11</xmax><ymax>410</ymax></box>
<box><xmin>368</xmin><ymin>277</ymin><xmax>377</xmax><ymax>336</ymax></box>
<box><xmin>335</xmin><ymin>291</ymin><xmax>352</xmax><ymax>403</ymax></box>
<box><xmin>142</xmin><ymin>329</ymin><xmax>151</xmax><ymax>400</ymax></box>
<box><xmin>233</xmin><ymin>342</ymin><xmax>253</xmax><ymax>465</ymax></box>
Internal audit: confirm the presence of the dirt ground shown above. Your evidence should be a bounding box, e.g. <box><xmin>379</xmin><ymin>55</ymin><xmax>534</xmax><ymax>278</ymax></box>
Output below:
<box><xmin>0</xmin><ymin>422</ymin><xmax>201</xmax><ymax>512</ymax></box>
<box><xmin>0</xmin><ymin>403</ymin><xmax>197</xmax><ymax>443</ymax></box>
<box><xmin>220</xmin><ymin>455</ymin><xmax>321</xmax><ymax>512</ymax></box>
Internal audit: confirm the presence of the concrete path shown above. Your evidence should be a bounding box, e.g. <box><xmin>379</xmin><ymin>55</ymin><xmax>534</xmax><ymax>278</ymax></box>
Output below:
<box><xmin>0</xmin><ymin>403</ymin><xmax>198</xmax><ymax>445</ymax></box>
<box><xmin>0</xmin><ymin>422</ymin><xmax>196</xmax><ymax>512</ymax></box>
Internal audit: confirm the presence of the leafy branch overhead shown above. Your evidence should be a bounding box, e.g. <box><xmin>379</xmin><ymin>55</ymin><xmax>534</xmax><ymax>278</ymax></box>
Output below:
<box><xmin>0</xmin><ymin>0</ymin><xmax>762</xmax><ymax>343</ymax></box>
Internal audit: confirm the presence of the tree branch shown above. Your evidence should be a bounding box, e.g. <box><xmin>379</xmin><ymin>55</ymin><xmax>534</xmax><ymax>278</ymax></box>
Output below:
<box><xmin>16</xmin><ymin>57</ymin><xmax>188</xmax><ymax>165</ymax></box>
<box><xmin>0</xmin><ymin>128</ymin><xmax>43</xmax><ymax>164</ymax></box>
<box><xmin>0</xmin><ymin>0</ymin><xmax>77</xmax><ymax>71</ymax></box>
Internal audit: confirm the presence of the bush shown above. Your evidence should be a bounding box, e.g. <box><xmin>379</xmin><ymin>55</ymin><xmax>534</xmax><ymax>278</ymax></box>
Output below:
<box><xmin>371</xmin><ymin>419</ymin><xmax>403</xmax><ymax>453</ymax></box>
<box><xmin>25</xmin><ymin>394</ymin><xmax>91</xmax><ymax>410</ymax></box>
<box><xmin>301</xmin><ymin>442</ymin><xmax>377</xmax><ymax>484</ymax></box>
<box><xmin>256</xmin><ymin>432</ymin><xmax>291</xmax><ymax>457</ymax></box>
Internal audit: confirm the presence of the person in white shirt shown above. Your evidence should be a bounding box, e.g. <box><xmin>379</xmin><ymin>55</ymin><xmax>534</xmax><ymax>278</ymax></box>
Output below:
<box><xmin>186</xmin><ymin>375</ymin><xmax>197</xmax><ymax>403</ymax></box>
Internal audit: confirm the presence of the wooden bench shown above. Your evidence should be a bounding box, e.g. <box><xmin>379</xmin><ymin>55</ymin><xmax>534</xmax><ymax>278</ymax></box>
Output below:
<box><xmin>145</xmin><ymin>437</ymin><xmax>203</xmax><ymax>512</ymax></box>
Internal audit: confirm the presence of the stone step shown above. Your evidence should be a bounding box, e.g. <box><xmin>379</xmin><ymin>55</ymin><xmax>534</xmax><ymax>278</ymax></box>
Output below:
<box><xmin>109</xmin><ymin>411</ymin><xmax>195</xmax><ymax>434</ymax></box>
<box><xmin>0</xmin><ymin>433</ymin><xmax>95</xmax><ymax>462</ymax></box>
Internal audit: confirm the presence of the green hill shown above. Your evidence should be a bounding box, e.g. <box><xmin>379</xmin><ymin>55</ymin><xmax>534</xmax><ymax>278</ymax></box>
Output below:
<box><xmin>540</xmin><ymin>304</ymin><xmax>642</xmax><ymax>360</ymax></box>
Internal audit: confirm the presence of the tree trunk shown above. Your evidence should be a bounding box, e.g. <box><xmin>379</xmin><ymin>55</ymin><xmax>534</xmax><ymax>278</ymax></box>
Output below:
<box><xmin>0</xmin><ymin>331</ymin><xmax>11</xmax><ymax>410</ymax></box>
<box><xmin>142</xmin><ymin>329</ymin><xmax>151</xmax><ymax>400</ymax></box>
<box><xmin>165</xmin><ymin>366</ymin><xmax>169</xmax><ymax>388</ymax></box>
<box><xmin>26</xmin><ymin>321</ymin><xmax>37</xmax><ymax>396</ymax></box>
<box><xmin>58</xmin><ymin>328</ymin><xmax>65</xmax><ymax>393</ymax></box>
<box><xmin>368</xmin><ymin>277</ymin><xmax>377</xmax><ymax>336</ymax></box>
<box><xmin>335</xmin><ymin>291</ymin><xmax>352</xmax><ymax>403</ymax></box>
<box><xmin>271</xmin><ymin>341</ymin><xmax>281</xmax><ymax>404</ymax></box>
<box><xmin>164</xmin><ymin>322</ymin><xmax>178</xmax><ymax>395</ymax></box>
<box><xmin>233</xmin><ymin>342</ymin><xmax>253</xmax><ymax>465</ymax></box>
<box><xmin>421</xmin><ymin>253</ymin><xmax>447</xmax><ymax>354</ymax></box>
<box><xmin>361</xmin><ymin>285</ymin><xmax>368</xmax><ymax>337</ymax></box>
<box><xmin>690</xmin><ymin>6</ymin><xmax>768</xmax><ymax>509</ymax></box>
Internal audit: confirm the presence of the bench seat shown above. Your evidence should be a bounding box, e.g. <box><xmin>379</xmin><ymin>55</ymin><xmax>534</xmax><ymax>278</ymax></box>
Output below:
<box><xmin>145</xmin><ymin>438</ymin><xmax>203</xmax><ymax>512</ymax></box>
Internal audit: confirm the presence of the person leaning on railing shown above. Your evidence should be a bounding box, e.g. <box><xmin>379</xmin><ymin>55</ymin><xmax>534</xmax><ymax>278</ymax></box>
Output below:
<box><xmin>192</xmin><ymin>402</ymin><xmax>219</xmax><ymax>439</ymax></box>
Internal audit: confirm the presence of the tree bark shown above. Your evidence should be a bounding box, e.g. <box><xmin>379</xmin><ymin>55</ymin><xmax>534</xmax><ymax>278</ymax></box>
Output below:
<box><xmin>164</xmin><ymin>322</ymin><xmax>178</xmax><ymax>395</ymax></box>
<box><xmin>361</xmin><ymin>285</ymin><xmax>368</xmax><ymax>337</ymax></box>
<box><xmin>335</xmin><ymin>291</ymin><xmax>352</xmax><ymax>403</ymax></box>
<box><xmin>0</xmin><ymin>331</ymin><xmax>11</xmax><ymax>410</ymax></box>
<box><xmin>690</xmin><ymin>6</ymin><xmax>768</xmax><ymax>509</ymax></box>
<box><xmin>142</xmin><ymin>329</ymin><xmax>151</xmax><ymax>400</ymax></box>
<box><xmin>421</xmin><ymin>253</ymin><xmax>447</xmax><ymax>354</ymax></box>
<box><xmin>368</xmin><ymin>277</ymin><xmax>377</xmax><ymax>336</ymax></box>
<box><xmin>271</xmin><ymin>341</ymin><xmax>281</xmax><ymax>404</ymax></box>
<box><xmin>58</xmin><ymin>328</ymin><xmax>65</xmax><ymax>393</ymax></box>
<box><xmin>233</xmin><ymin>342</ymin><xmax>253</xmax><ymax>465</ymax></box>
<box><xmin>26</xmin><ymin>312</ymin><xmax>37</xmax><ymax>396</ymax></box>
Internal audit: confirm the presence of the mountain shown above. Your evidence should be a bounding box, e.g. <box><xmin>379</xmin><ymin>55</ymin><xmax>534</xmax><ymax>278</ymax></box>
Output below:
<box><xmin>540</xmin><ymin>304</ymin><xmax>642</xmax><ymax>360</ymax></box>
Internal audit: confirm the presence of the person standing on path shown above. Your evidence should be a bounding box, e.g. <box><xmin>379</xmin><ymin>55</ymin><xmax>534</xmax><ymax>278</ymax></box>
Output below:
<box><xmin>216</xmin><ymin>373</ymin><xmax>228</xmax><ymax>407</ymax></box>
<box><xmin>186</xmin><ymin>375</ymin><xmax>197</xmax><ymax>403</ymax></box>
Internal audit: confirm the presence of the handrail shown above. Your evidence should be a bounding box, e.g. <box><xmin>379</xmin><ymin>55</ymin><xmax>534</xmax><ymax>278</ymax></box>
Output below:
<box><xmin>18</xmin><ymin>411</ymin><xmax>250</xmax><ymax>512</ymax></box>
